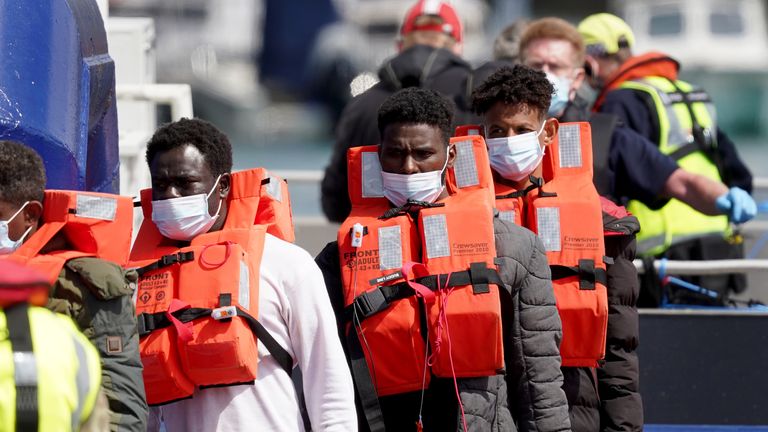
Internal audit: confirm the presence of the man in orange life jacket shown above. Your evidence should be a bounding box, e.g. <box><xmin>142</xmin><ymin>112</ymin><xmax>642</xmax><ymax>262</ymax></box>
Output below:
<box><xmin>315</xmin><ymin>87</ymin><xmax>570</xmax><ymax>431</ymax></box>
<box><xmin>0</xmin><ymin>140</ymin><xmax>148</xmax><ymax>431</ymax></box>
<box><xmin>469</xmin><ymin>65</ymin><xmax>642</xmax><ymax>432</ymax></box>
<box><xmin>134</xmin><ymin>118</ymin><xmax>356</xmax><ymax>432</ymax></box>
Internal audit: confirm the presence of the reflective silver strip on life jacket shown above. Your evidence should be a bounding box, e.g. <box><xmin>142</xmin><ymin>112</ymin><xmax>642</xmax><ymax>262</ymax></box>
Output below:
<box><xmin>452</xmin><ymin>139</ymin><xmax>479</xmax><ymax>188</ymax></box>
<box><xmin>637</xmin><ymin>231</ymin><xmax>724</xmax><ymax>255</ymax></box>
<box><xmin>13</xmin><ymin>351</ymin><xmax>37</xmax><ymax>386</ymax></box>
<box><xmin>264</xmin><ymin>176</ymin><xmax>283</xmax><ymax>202</ymax></box>
<box><xmin>378</xmin><ymin>225</ymin><xmax>402</xmax><ymax>270</ymax></box>
<box><xmin>498</xmin><ymin>210</ymin><xmax>516</xmax><ymax>224</ymax></box>
<box><xmin>557</xmin><ymin>123</ymin><xmax>582</xmax><ymax>168</ymax></box>
<box><xmin>71</xmin><ymin>331</ymin><xmax>93</xmax><ymax>431</ymax></box>
<box><xmin>536</xmin><ymin>207</ymin><xmax>562</xmax><ymax>252</ymax></box>
<box><xmin>362</xmin><ymin>152</ymin><xmax>385</xmax><ymax>198</ymax></box>
<box><xmin>423</xmin><ymin>214</ymin><xmax>450</xmax><ymax>259</ymax></box>
<box><xmin>238</xmin><ymin>261</ymin><xmax>250</xmax><ymax>310</ymax></box>
<box><xmin>76</xmin><ymin>194</ymin><xmax>117</xmax><ymax>221</ymax></box>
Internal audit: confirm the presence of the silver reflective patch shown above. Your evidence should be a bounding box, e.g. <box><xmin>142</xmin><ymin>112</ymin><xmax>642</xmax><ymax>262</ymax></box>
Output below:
<box><xmin>452</xmin><ymin>140</ymin><xmax>479</xmax><ymax>188</ymax></box>
<box><xmin>238</xmin><ymin>260</ymin><xmax>250</xmax><ymax>310</ymax></box>
<box><xmin>498</xmin><ymin>210</ymin><xmax>517</xmax><ymax>224</ymax></box>
<box><xmin>13</xmin><ymin>351</ymin><xmax>37</xmax><ymax>386</ymax></box>
<box><xmin>76</xmin><ymin>194</ymin><xmax>117</xmax><ymax>220</ymax></box>
<box><xmin>362</xmin><ymin>152</ymin><xmax>384</xmax><ymax>198</ymax></box>
<box><xmin>558</xmin><ymin>124</ymin><xmax>582</xmax><ymax>168</ymax></box>
<box><xmin>378</xmin><ymin>225</ymin><xmax>402</xmax><ymax>270</ymax></box>
<box><xmin>265</xmin><ymin>176</ymin><xmax>283</xmax><ymax>202</ymax></box>
<box><xmin>537</xmin><ymin>207</ymin><xmax>561</xmax><ymax>252</ymax></box>
<box><xmin>423</xmin><ymin>214</ymin><xmax>450</xmax><ymax>258</ymax></box>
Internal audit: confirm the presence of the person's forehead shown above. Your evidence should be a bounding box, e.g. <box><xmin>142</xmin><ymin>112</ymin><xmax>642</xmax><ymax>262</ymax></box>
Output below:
<box><xmin>382</xmin><ymin>123</ymin><xmax>444</xmax><ymax>146</ymax></box>
<box><xmin>488</xmin><ymin>102</ymin><xmax>541</xmax><ymax>122</ymax></box>
<box><xmin>151</xmin><ymin>144</ymin><xmax>211</xmax><ymax>175</ymax></box>
<box><xmin>524</xmin><ymin>38</ymin><xmax>579</xmax><ymax>67</ymax></box>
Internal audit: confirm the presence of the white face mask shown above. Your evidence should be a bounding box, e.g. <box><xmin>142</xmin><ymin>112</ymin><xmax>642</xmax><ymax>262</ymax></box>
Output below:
<box><xmin>0</xmin><ymin>202</ymin><xmax>32</xmax><ymax>255</ymax></box>
<box><xmin>151</xmin><ymin>175</ymin><xmax>223</xmax><ymax>241</ymax></box>
<box><xmin>546</xmin><ymin>72</ymin><xmax>572</xmax><ymax>117</ymax></box>
<box><xmin>381</xmin><ymin>148</ymin><xmax>450</xmax><ymax>207</ymax></box>
<box><xmin>486</xmin><ymin>122</ymin><xmax>546</xmax><ymax>182</ymax></box>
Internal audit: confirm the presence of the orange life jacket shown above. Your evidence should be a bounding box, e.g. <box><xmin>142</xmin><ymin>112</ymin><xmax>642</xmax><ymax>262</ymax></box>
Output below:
<box><xmin>128</xmin><ymin>168</ymin><xmax>294</xmax><ymax>406</ymax></box>
<box><xmin>457</xmin><ymin>123</ymin><xmax>609</xmax><ymax>367</ymax></box>
<box><xmin>338</xmin><ymin>137</ymin><xmax>504</xmax><ymax>398</ymax></box>
<box><xmin>5</xmin><ymin>190</ymin><xmax>133</xmax><ymax>283</ymax></box>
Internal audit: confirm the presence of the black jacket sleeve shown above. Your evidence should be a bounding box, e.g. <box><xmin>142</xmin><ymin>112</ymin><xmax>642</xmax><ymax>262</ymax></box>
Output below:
<box><xmin>715</xmin><ymin>128</ymin><xmax>753</xmax><ymax>192</ymax></box>
<box><xmin>599</xmin><ymin>210</ymin><xmax>644</xmax><ymax>432</ymax></box>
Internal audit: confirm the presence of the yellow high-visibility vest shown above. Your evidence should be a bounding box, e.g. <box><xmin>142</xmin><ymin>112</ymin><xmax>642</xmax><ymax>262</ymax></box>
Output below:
<box><xmin>0</xmin><ymin>304</ymin><xmax>101</xmax><ymax>431</ymax></box>
<box><xmin>620</xmin><ymin>76</ymin><xmax>728</xmax><ymax>255</ymax></box>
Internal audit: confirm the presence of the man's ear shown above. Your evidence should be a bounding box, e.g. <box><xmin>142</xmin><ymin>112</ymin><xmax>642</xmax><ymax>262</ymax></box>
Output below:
<box><xmin>22</xmin><ymin>201</ymin><xmax>43</xmax><ymax>228</ymax></box>
<box><xmin>218</xmin><ymin>173</ymin><xmax>232</xmax><ymax>200</ymax></box>
<box><xmin>570</xmin><ymin>67</ymin><xmax>586</xmax><ymax>100</ymax></box>
<box><xmin>446</xmin><ymin>143</ymin><xmax>457</xmax><ymax>169</ymax></box>
<box><xmin>542</xmin><ymin>118</ymin><xmax>559</xmax><ymax>146</ymax></box>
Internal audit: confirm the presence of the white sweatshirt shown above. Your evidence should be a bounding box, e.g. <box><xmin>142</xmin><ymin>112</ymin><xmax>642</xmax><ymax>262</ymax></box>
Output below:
<box><xmin>149</xmin><ymin>234</ymin><xmax>357</xmax><ymax>431</ymax></box>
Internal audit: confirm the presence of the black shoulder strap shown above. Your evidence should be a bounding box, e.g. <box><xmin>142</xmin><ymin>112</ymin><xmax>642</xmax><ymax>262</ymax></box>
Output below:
<box><xmin>6</xmin><ymin>304</ymin><xmax>39</xmax><ymax>432</ymax></box>
<box><xmin>588</xmin><ymin>113</ymin><xmax>619</xmax><ymax>197</ymax></box>
<box><xmin>346</xmin><ymin>322</ymin><xmax>385</xmax><ymax>432</ymax></box>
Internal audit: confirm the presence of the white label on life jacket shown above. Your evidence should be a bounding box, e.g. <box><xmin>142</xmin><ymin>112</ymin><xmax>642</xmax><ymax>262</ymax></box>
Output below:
<box><xmin>362</xmin><ymin>152</ymin><xmax>384</xmax><ymax>198</ymax></box>
<box><xmin>537</xmin><ymin>207</ymin><xmax>561</xmax><ymax>252</ymax></box>
<box><xmin>76</xmin><ymin>194</ymin><xmax>117</xmax><ymax>221</ymax></box>
<box><xmin>265</xmin><ymin>176</ymin><xmax>283</xmax><ymax>202</ymax></box>
<box><xmin>423</xmin><ymin>214</ymin><xmax>450</xmax><ymax>259</ymax></box>
<box><xmin>499</xmin><ymin>210</ymin><xmax>517</xmax><ymax>224</ymax></box>
<box><xmin>238</xmin><ymin>261</ymin><xmax>250</xmax><ymax>310</ymax></box>
<box><xmin>379</xmin><ymin>225</ymin><xmax>402</xmax><ymax>270</ymax></box>
<box><xmin>558</xmin><ymin>124</ymin><xmax>582</xmax><ymax>169</ymax></box>
<box><xmin>452</xmin><ymin>139</ymin><xmax>479</xmax><ymax>188</ymax></box>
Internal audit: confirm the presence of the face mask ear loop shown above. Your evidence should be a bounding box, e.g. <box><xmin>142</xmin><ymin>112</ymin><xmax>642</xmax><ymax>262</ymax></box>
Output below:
<box><xmin>16</xmin><ymin>225</ymin><xmax>33</xmax><ymax>245</ymax></box>
<box><xmin>206</xmin><ymin>174</ymin><xmax>224</xmax><ymax>219</ymax></box>
<box><xmin>535</xmin><ymin>121</ymin><xmax>547</xmax><ymax>138</ymax></box>
<box><xmin>5</xmin><ymin>201</ymin><xmax>30</xmax><ymax>224</ymax></box>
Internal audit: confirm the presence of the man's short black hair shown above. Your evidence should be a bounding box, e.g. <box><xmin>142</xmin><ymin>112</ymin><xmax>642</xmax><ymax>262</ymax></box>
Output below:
<box><xmin>0</xmin><ymin>140</ymin><xmax>46</xmax><ymax>206</ymax></box>
<box><xmin>377</xmin><ymin>87</ymin><xmax>454</xmax><ymax>145</ymax></box>
<box><xmin>146</xmin><ymin>118</ymin><xmax>233</xmax><ymax>176</ymax></box>
<box><xmin>471</xmin><ymin>65</ymin><xmax>554</xmax><ymax>118</ymax></box>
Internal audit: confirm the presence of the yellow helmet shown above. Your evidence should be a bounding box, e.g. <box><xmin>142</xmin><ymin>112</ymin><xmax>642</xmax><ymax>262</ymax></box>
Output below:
<box><xmin>578</xmin><ymin>13</ymin><xmax>635</xmax><ymax>56</ymax></box>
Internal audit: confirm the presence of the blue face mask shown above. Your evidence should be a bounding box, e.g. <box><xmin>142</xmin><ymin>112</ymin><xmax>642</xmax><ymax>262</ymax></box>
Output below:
<box><xmin>546</xmin><ymin>72</ymin><xmax>572</xmax><ymax>118</ymax></box>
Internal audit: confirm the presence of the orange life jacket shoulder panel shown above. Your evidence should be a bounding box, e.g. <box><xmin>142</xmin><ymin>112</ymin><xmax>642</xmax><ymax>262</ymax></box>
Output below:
<box><xmin>7</xmin><ymin>190</ymin><xmax>133</xmax><ymax>283</ymax></box>
<box><xmin>129</xmin><ymin>168</ymin><xmax>277</xmax><ymax>405</ymax></box>
<box><xmin>338</xmin><ymin>139</ymin><xmax>504</xmax><ymax>397</ymax></box>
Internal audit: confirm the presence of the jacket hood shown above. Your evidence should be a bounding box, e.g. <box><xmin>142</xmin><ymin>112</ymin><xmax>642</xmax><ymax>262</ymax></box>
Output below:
<box><xmin>594</xmin><ymin>52</ymin><xmax>680</xmax><ymax>110</ymax></box>
<box><xmin>378</xmin><ymin>44</ymin><xmax>470</xmax><ymax>90</ymax></box>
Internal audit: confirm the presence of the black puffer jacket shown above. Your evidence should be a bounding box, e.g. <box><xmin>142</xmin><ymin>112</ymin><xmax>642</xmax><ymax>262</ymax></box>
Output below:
<box><xmin>320</xmin><ymin>45</ymin><xmax>473</xmax><ymax>223</ymax></box>
<box><xmin>564</xmin><ymin>199</ymin><xmax>643</xmax><ymax>432</ymax></box>
<box><xmin>314</xmin><ymin>217</ymin><xmax>570</xmax><ymax>431</ymax></box>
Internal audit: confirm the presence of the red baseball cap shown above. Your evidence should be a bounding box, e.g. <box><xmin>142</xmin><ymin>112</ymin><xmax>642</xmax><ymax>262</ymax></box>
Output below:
<box><xmin>400</xmin><ymin>0</ymin><xmax>463</xmax><ymax>43</ymax></box>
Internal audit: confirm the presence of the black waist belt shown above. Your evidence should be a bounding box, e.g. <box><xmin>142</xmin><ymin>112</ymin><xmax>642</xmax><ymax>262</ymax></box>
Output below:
<box><xmin>136</xmin><ymin>306</ymin><xmax>292</xmax><ymax>375</ymax></box>
<box><xmin>550</xmin><ymin>259</ymin><xmax>607</xmax><ymax>290</ymax></box>
<box><xmin>344</xmin><ymin>264</ymin><xmax>502</xmax><ymax>322</ymax></box>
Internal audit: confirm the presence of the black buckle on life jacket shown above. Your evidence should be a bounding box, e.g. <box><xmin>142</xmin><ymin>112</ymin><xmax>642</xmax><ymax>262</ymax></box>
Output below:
<box><xmin>136</xmin><ymin>312</ymin><xmax>159</xmax><ymax>337</ymax></box>
<box><xmin>136</xmin><ymin>251</ymin><xmax>196</xmax><ymax>277</ymax></box>
<box><xmin>469</xmin><ymin>262</ymin><xmax>492</xmax><ymax>294</ymax></box>
<box><xmin>351</xmin><ymin>289</ymin><xmax>388</xmax><ymax>320</ymax></box>
<box><xmin>578</xmin><ymin>259</ymin><xmax>596</xmax><ymax>290</ymax></box>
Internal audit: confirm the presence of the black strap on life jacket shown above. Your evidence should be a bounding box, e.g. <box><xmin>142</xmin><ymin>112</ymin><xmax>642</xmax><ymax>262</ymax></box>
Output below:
<box><xmin>343</xmin><ymin>265</ymin><xmax>503</xmax><ymax>322</ymax></box>
<box><xmin>134</xmin><ymin>251</ymin><xmax>196</xmax><ymax>277</ymax></box>
<box><xmin>496</xmin><ymin>175</ymin><xmax>557</xmax><ymax>201</ymax></box>
<box><xmin>136</xmin><ymin>306</ymin><xmax>293</xmax><ymax>375</ymax></box>
<box><xmin>588</xmin><ymin>113</ymin><xmax>619</xmax><ymax>197</ymax></box>
<box><xmin>379</xmin><ymin>200</ymin><xmax>445</xmax><ymax>220</ymax></box>
<box><xmin>5</xmin><ymin>303</ymin><xmax>39</xmax><ymax>432</ymax></box>
<box><xmin>346</xmin><ymin>323</ymin><xmax>386</xmax><ymax>432</ymax></box>
<box><xmin>550</xmin><ymin>259</ymin><xmax>608</xmax><ymax>290</ymax></box>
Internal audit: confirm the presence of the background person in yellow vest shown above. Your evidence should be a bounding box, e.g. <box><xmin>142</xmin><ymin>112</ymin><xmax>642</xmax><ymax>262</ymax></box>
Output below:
<box><xmin>471</xmin><ymin>64</ymin><xmax>644</xmax><ymax>432</ymax></box>
<box><xmin>0</xmin><ymin>140</ymin><xmax>147</xmax><ymax>431</ymax></box>
<box><xmin>0</xmin><ymin>259</ymin><xmax>109</xmax><ymax>431</ymax></box>
<box><xmin>578</xmin><ymin>13</ymin><xmax>756</xmax><ymax>305</ymax></box>
<box><xmin>138</xmin><ymin>119</ymin><xmax>356</xmax><ymax>431</ymax></box>
<box><xmin>315</xmin><ymin>87</ymin><xmax>570</xmax><ymax>431</ymax></box>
